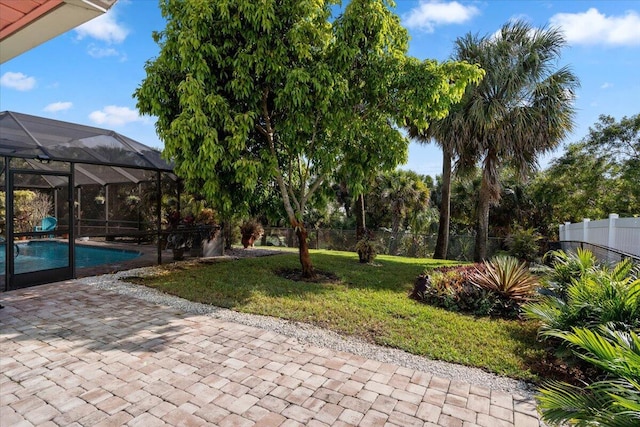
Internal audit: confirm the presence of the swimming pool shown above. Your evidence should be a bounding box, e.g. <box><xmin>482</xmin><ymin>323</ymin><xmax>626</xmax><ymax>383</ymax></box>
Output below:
<box><xmin>1</xmin><ymin>241</ymin><xmax>142</xmax><ymax>275</ymax></box>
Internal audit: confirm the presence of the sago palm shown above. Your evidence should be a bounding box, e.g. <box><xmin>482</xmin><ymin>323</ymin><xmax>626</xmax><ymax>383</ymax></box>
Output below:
<box><xmin>538</xmin><ymin>325</ymin><xmax>640</xmax><ymax>426</ymax></box>
<box><xmin>524</xmin><ymin>257</ymin><xmax>640</xmax><ymax>338</ymax></box>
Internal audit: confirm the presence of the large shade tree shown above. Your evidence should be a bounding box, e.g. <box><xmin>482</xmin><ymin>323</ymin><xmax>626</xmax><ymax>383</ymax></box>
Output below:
<box><xmin>135</xmin><ymin>0</ymin><xmax>481</xmax><ymax>276</ymax></box>
<box><xmin>451</xmin><ymin>21</ymin><xmax>579</xmax><ymax>261</ymax></box>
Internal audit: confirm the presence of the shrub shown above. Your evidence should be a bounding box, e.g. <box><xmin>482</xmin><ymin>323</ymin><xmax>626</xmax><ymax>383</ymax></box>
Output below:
<box><xmin>471</xmin><ymin>256</ymin><xmax>539</xmax><ymax>302</ymax></box>
<box><xmin>542</xmin><ymin>248</ymin><xmax>597</xmax><ymax>299</ymax></box>
<box><xmin>470</xmin><ymin>256</ymin><xmax>539</xmax><ymax>318</ymax></box>
<box><xmin>505</xmin><ymin>226</ymin><xmax>542</xmax><ymax>262</ymax></box>
<box><xmin>196</xmin><ymin>208</ymin><xmax>218</xmax><ymax>225</ymax></box>
<box><xmin>411</xmin><ymin>264</ymin><xmax>496</xmax><ymax>316</ymax></box>
<box><xmin>524</xmin><ymin>257</ymin><xmax>640</xmax><ymax>339</ymax></box>
<box><xmin>537</xmin><ymin>325</ymin><xmax>640</xmax><ymax>426</ymax></box>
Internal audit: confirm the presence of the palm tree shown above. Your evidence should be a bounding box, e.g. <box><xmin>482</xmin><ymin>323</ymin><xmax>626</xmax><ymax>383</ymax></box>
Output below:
<box><xmin>452</xmin><ymin>20</ymin><xmax>579</xmax><ymax>261</ymax></box>
<box><xmin>409</xmin><ymin>106</ymin><xmax>470</xmax><ymax>259</ymax></box>
<box><xmin>376</xmin><ymin>170</ymin><xmax>430</xmax><ymax>255</ymax></box>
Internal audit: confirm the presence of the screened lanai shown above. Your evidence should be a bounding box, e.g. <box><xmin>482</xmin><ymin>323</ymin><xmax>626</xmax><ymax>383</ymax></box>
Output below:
<box><xmin>0</xmin><ymin>111</ymin><xmax>180</xmax><ymax>290</ymax></box>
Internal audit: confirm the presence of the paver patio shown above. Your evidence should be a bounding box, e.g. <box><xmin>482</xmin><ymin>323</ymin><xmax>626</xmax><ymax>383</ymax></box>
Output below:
<box><xmin>0</xmin><ymin>280</ymin><xmax>543</xmax><ymax>426</ymax></box>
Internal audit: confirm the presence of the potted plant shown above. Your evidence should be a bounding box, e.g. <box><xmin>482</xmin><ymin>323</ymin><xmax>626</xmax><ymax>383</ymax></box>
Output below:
<box><xmin>165</xmin><ymin>209</ymin><xmax>188</xmax><ymax>260</ymax></box>
<box><xmin>355</xmin><ymin>232</ymin><xmax>378</xmax><ymax>263</ymax></box>
<box><xmin>125</xmin><ymin>195</ymin><xmax>140</xmax><ymax>209</ymax></box>
<box><xmin>240</xmin><ymin>219</ymin><xmax>264</xmax><ymax>248</ymax></box>
<box><xmin>170</xmin><ymin>234</ymin><xmax>187</xmax><ymax>260</ymax></box>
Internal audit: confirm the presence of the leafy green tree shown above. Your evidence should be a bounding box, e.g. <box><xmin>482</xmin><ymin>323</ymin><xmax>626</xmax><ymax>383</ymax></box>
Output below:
<box><xmin>135</xmin><ymin>0</ymin><xmax>481</xmax><ymax>276</ymax></box>
<box><xmin>528</xmin><ymin>143</ymin><xmax>610</xmax><ymax>227</ymax></box>
<box><xmin>527</xmin><ymin>114</ymin><xmax>640</xmax><ymax>232</ymax></box>
<box><xmin>332</xmin><ymin>1</ymin><xmax>481</xmax><ymax>241</ymax></box>
<box><xmin>586</xmin><ymin>114</ymin><xmax>640</xmax><ymax>215</ymax></box>
<box><xmin>447</xmin><ymin>21</ymin><xmax>579</xmax><ymax>261</ymax></box>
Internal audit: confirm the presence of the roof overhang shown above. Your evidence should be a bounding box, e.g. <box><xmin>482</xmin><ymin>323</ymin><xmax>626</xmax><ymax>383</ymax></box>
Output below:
<box><xmin>0</xmin><ymin>0</ymin><xmax>117</xmax><ymax>64</ymax></box>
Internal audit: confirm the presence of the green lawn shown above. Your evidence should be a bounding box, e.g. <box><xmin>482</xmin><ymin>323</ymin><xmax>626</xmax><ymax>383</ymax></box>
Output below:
<box><xmin>135</xmin><ymin>250</ymin><xmax>544</xmax><ymax>382</ymax></box>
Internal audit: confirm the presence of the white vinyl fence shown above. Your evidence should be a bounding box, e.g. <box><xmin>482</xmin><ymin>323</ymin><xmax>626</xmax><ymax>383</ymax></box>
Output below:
<box><xmin>559</xmin><ymin>214</ymin><xmax>640</xmax><ymax>257</ymax></box>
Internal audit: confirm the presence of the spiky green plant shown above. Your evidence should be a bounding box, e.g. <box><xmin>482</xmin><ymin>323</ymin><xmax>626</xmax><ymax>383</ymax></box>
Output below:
<box><xmin>538</xmin><ymin>325</ymin><xmax>640</xmax><ymax>426</ymax></box>
<box><xmin>543</xmin><ymin>248</ymin><xmax>597</xmax><ymax>298</ymax></box>
<box><xmin>524</xmin><ymin>258</ymin><xmax>640</xmax><ymax>337</ymax></box>
<box><xmin>471</xmin><ymin>255</ymin><xmax>539</xmax><ymax>302</ymax></box>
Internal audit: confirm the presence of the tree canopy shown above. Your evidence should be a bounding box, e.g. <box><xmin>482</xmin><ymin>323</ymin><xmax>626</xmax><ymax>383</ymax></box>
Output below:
<box><xmin>135</xmin><ymin>0</ymin><xmax>482</xmax><ymax>275</ymax></box>
<box><xmin>528</xmin><ymin>114</ymin><xmax>640</xmax><ymax>227</ymax></box>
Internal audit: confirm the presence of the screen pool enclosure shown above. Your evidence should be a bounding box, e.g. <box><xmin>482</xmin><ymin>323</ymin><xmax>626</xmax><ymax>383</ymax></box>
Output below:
<box><xmin>0</xmin><ymin>111</ymin><xmax>177</xmax><ymax>290</ymax></box>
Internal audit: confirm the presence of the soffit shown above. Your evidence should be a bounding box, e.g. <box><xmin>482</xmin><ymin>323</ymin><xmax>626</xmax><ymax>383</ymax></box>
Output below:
<box><xmin>0</xmin><ymin>0</ymin><xmax>117</xmax><ymax>63</ymax></box>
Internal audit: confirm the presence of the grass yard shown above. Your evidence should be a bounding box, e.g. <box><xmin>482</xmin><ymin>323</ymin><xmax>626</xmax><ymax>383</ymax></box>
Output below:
<box><xmin>134</xmin><ymin>249</ymin><xmax>545</xmax><ymax>382</ymax></box>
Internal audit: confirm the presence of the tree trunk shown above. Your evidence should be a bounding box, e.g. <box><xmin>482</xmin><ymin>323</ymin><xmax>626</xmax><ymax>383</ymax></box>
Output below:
<box><xmin>223</xmin><ymin>220</ymin><xmax>233</xmax><ymax>250</ymax></box>
<box><xmin>434</xmin><ymin>146</ymin><xmax>452</xmax><ymax>259</ymax></box>
<box><xmin>355</xmin><ymin>193</ymin><xmax>366</xmax><ymax>240</ymax></box>
<box><xmin>474</xmin><ymin>173</ymin><xmax>491</xmax><ymax>262</ymax></box>
<box><xmin>294</xmin><ymin>221</ymin><xmax>315</xmax><ymax>278</ymax></box>
<box><xmin>389</xmin><ymin>205</ymin><xmax>401</xmax><ymax>255</ymax></box>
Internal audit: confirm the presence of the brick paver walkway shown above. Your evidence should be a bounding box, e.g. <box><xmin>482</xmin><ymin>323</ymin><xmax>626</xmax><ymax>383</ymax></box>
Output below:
<box><xmin>0</xmin><ymin>281</ymin><xmax>543</xmax><ymax>426</ymax></box>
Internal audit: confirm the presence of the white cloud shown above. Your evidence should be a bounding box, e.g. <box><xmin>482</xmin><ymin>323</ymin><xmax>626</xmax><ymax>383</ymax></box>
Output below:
<box><xmin>87</xmin><ymin>45</ymin><xmax>120</xmax><ymax>58</ymax></box>
<box><xmin>89</xmin><ymin>106</ymin><xmax>145</xmax><ymax>126</ymax></box>
<box><xmin>44</xmin><ymin>102</ymin><xmax>73</xmax><ymax>113</ymax></box>
<box><xmin>600</xmin><ymin>82</ymin><xmax>613</xmax><ymax>89</ymax></box>
<box><xmin>75</xmin><ymin>9</ymin><xmax>129</xmax><ymax>44</ymax></box>
<box><xmin>403</xmin><ymin>1</ymin><xmax>480</xmax><ymax>32</ymax></box>
<box><xmin>0</xmin><ymin>72</ymin><xmax>36</xmax><ymax>91</ymax></box>
<box><xmin>550</xmin><ymin>8</ymin><xmax>640</xmax><ymax>46</ymax></box>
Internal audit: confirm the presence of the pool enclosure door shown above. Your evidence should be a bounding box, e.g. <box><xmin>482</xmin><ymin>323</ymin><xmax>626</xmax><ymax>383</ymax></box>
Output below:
<box><xmin>7</xmin><ymin>170</ymin><xmax>74</xmax><ymax>290</ymax></box>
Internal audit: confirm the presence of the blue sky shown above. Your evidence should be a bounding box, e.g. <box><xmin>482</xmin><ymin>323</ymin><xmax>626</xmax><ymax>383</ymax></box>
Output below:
<box><xmin>1</xmin><ymin>0</ymin><xmax>639</xmax><ymax>179</ymax></box>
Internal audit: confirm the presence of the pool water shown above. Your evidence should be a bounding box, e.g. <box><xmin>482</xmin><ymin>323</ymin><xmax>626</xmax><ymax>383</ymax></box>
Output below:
<box><xmin>1</xmin><ymin>241</ymin><xmax>141</xmax><ymax>275</ymax></box>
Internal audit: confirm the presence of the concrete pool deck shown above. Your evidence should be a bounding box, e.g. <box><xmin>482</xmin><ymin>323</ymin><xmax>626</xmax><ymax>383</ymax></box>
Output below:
<box><xmin>0</xmin><ymin>277</ymin><xmax>544</xmax><ymax>426</ymax></box>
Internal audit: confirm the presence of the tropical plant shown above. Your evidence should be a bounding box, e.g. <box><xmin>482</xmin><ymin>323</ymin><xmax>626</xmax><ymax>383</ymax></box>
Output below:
<box><xmin>135</xmin><ymin>0</ymin><xmax>481</xmax><ymax>277</ymax></box>
<box><xmin>524</xmin><ymin>257</ymin><xmax>640</xmax><ymax>338</ymax></box>
<box><xmin>369</xmin><ymin>170</ymin><xmax>431</xmax><ymax>255</ymax></box>
<box><xmin>471</xmin><ymin>256</ymin><xmax>539</xmax><ymax>303</ymax></box>
<box><xmin>447</xmin><ymin>20</ymin><xmax>579</xmax><ymax>261</ymax></box>
<box><xmin>411</xmin><ymin>264</ymin><xmax>497</xmax><ymax>316</ymax></box>
<box><xmin>355</xmin><ymin>234</ymin><xmax>378</xmax><ymax>264</ymax></box>
<box><xmin>537</xmin><ymin>325</ymin><xmax>640</xmax><ymax>426</ymax></box>
<box><xmin>365</xmin><ymin>171</ymin><xmax>426</xmax><ymax>225</ymax></box>
<box><xmin>408</xmin><ymin>110</ymin><xmax>465</xmax><ymax>259</ymax></box>
<box><xmin>543</xmin><ymin>248</ymin><xmax>597</xmax><ymax>299</ymax></box>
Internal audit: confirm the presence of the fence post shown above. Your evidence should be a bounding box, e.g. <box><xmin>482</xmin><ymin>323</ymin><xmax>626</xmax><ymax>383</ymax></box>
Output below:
<box><xmin>582</xmin><ymin>218</ymin><xmax>590</xmax><ymax>243</ymax></box>
<box><xmin>608</xmin><ymin>213</ymin><xmax>619</xmax><ymax>250</ymax></box>
<box><xmin>560</xmin><ymin>222</ymin><xmax>568</xmax><ymax>241</ymax></box>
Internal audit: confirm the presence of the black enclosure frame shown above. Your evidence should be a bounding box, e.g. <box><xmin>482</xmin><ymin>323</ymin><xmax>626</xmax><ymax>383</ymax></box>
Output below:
<box><xmin>1</xmin><ymin>111</ymin><xmax>176</xmax><ymax>290</ymax></box>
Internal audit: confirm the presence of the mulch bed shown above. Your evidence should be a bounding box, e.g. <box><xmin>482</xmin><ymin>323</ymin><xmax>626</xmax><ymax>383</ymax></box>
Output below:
<box><xmin>275</xmin><ymin>268</ymin><xmax>340</xmax><ymax>284</ymax></box>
